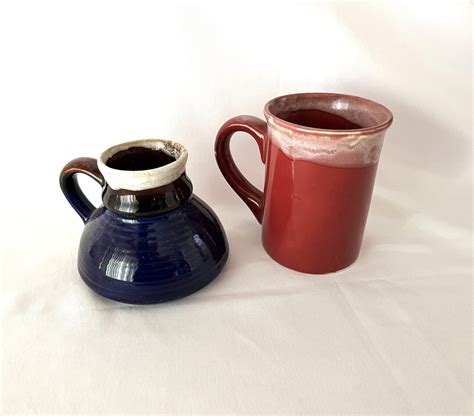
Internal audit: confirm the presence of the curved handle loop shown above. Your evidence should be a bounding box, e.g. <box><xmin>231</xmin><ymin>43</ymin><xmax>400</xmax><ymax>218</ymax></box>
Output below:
<box><xmin>215</xmin><ymin>115</ymin><xmax>267</xmax><ymax>223</ymax></box>
<box><xmin>60</xmin><ymin>157</ymin><xmax>105</xmax><ymax>223</ymax></box>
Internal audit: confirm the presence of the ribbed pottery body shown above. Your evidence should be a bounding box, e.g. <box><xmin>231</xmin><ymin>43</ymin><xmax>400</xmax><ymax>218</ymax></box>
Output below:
<box><xmin>78</xmin><ymin>196</ymin><xmax>228</xmax><ymax>304</ymax></box>
<box><xmin>60</xmin><ymin>139</ymin><xmax>229</xmax><ymax>304</ymax></box>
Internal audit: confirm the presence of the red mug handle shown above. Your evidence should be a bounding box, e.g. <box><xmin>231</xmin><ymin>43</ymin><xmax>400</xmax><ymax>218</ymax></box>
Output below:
<box><xmin>215</xmin><ymin>115</ymin><xmax>267</xmax><ymax>223</ymax></box>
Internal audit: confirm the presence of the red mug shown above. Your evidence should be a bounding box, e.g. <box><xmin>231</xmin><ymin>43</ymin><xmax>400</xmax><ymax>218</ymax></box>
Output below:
<box><xmin>215</xmin><ymin>93</ymin><xmax>393</xmax><ymax>274</ymax></box>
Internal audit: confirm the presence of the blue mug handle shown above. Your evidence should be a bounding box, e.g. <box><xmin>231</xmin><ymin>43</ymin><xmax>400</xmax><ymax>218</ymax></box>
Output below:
<box><xmin>60</xmin><ymin>157</ymin><xmax>105</xmax><ymax>223</ymax></box>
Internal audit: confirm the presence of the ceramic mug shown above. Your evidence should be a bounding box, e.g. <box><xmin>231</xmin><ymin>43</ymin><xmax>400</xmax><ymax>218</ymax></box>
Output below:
<box><xmin>60</xmin><ymin>139</ymin><xmax>228</xmax><ymax>303</ymax></box>
<box><xmin>215</xmin><ymin>93</ymin><xmax>393</xmax><ymax>274</ymax></box>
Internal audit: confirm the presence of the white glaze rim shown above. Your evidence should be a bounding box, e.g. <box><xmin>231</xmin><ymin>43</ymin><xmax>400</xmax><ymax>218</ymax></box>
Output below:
<box><xmin>97</xmin><ymin>139</ymin><xmax>188</xmax><ymax>191</ymax></box>
<box><xmin>264</xmin><ymin>92</ymin><xmax>393</xmax><ymax>135</ymax></box>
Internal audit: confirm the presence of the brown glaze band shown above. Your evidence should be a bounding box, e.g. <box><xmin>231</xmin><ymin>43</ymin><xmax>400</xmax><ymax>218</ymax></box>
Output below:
<box><xmin>102</xmin><ymin>173</ymin><xmax>193</xmax><ymax>216</ymax></box>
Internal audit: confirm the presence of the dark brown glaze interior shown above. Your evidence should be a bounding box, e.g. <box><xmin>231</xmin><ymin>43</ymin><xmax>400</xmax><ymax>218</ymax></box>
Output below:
<box><xmin>106</xmin><ymin>147</ymin><xmax>176</xmax><ymax>171</ymax></box>
<box><xmin>277</xmin><ymin>109</ymin><xmax>362</xmax><ymax>130</ymax></box>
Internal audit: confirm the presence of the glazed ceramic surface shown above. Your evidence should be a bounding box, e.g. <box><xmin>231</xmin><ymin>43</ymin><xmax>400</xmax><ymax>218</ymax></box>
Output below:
<box><xmin>60</xmin><ymin>140</ymin><xmax>228</xmax><ymax>304</ymax></box>
<box><xmin>215</xmin><ymin>93</ymin><xmax>393</xmax><ymax>274</ymax></box>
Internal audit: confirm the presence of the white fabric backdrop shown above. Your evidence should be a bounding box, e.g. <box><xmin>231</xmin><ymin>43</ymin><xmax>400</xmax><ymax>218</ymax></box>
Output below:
<box><xmin>1</xmin><ymin>1</ymin><xmax>472</xmax><ymax>414</ymax></box>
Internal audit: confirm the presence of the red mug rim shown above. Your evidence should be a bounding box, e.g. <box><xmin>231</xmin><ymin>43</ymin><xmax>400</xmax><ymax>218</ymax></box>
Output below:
<box><xmin>263</xmin><ymin>92</ymin><xmax>393</xmax><ymax>135</ymax></box>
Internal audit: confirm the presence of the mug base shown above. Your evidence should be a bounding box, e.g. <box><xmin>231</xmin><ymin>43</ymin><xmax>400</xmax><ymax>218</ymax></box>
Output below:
<box><xmin>262</xmin><ymin>240</ymin><xmax>359</xmax><ymax>275</ymax></box>
<box><xmin>78</xmin><ymin>253</ymin><xmax>228</xmax><ymax>305</ymax></box>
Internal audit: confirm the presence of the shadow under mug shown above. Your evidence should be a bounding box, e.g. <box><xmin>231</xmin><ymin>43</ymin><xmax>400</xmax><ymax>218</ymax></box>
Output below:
<box><xmin>215</xmin><ymin>92</ymin><xmax>393</xmax><ymax>274</ymax></box>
